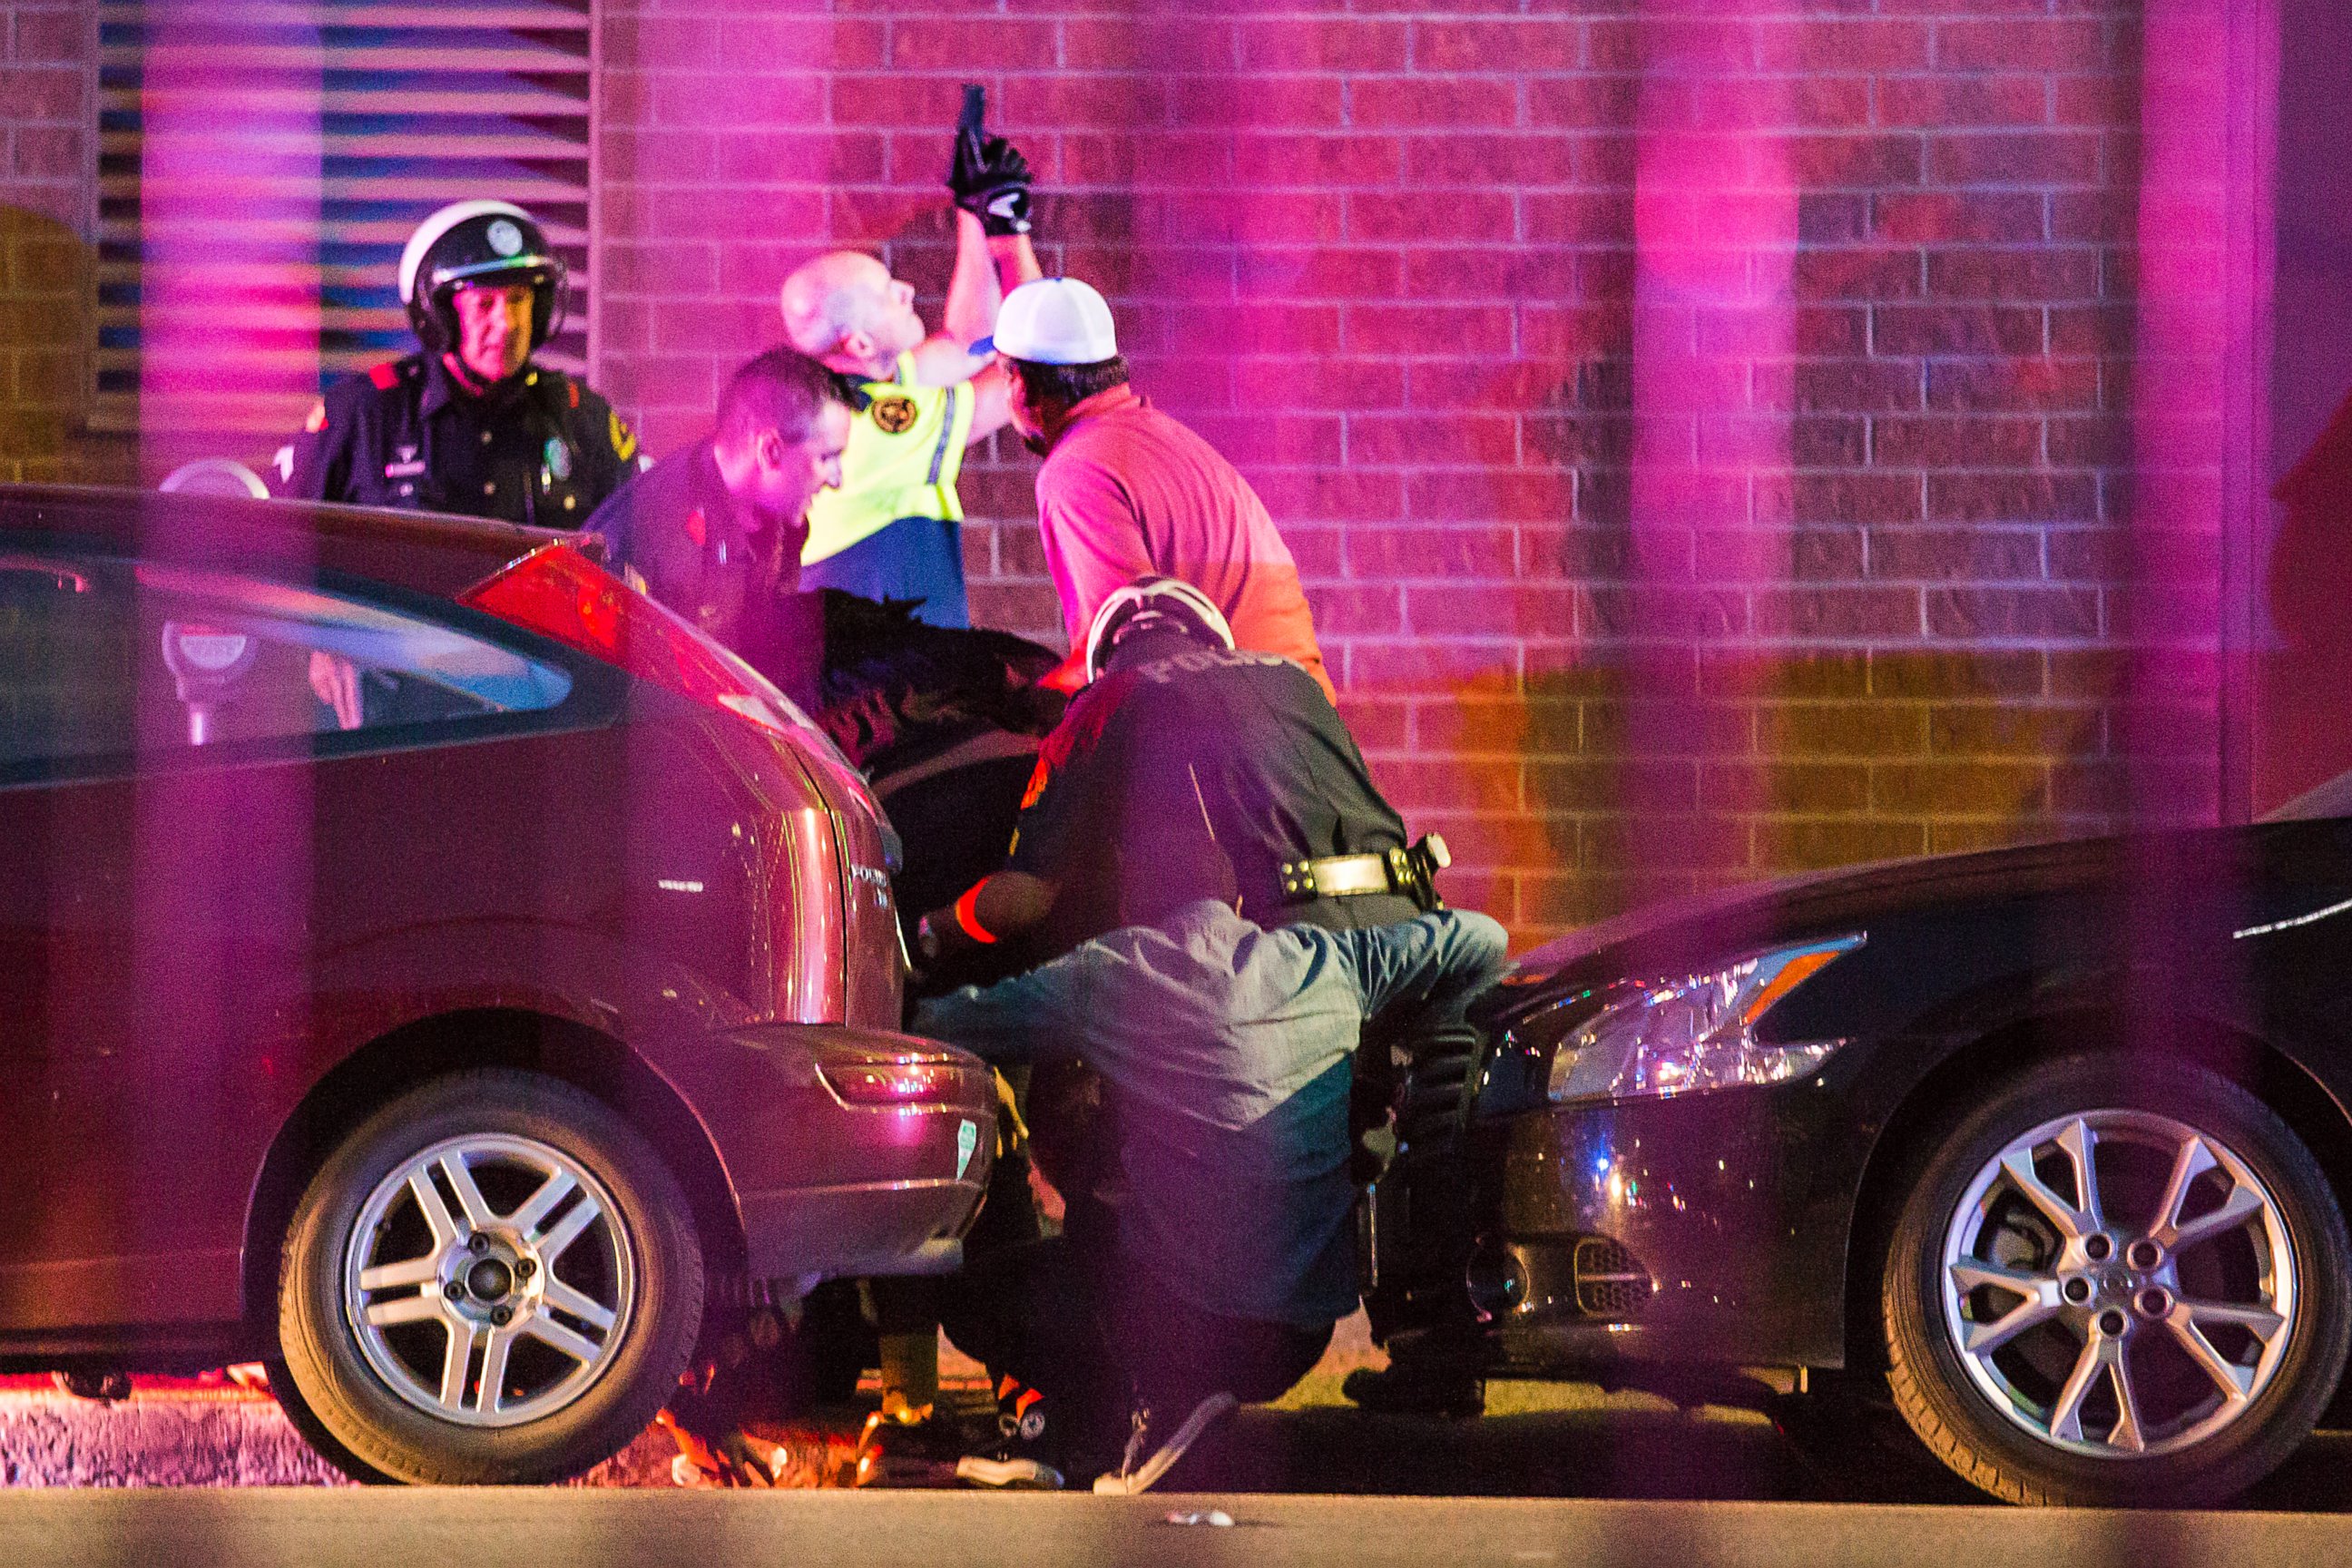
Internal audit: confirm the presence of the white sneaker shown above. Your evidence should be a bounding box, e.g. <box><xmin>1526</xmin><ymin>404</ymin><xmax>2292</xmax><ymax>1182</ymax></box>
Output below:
<box><xmin>956</xmin><ymin>1448</ymin><xmax>1066</xmax><ymax>1490</ymax></box>
<box><xmin>1091</xmin><ymin>1392</ymin><xmax>1237</xmax><ymax>1495</ymax></box>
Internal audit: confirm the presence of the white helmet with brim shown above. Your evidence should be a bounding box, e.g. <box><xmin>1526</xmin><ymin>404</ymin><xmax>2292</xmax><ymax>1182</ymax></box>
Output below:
<box><xmin>1083</xmin><ymin>575</ymin><xmax>1235</xmax><ymax>684</ymax></box>
<box><xmin>398</xmin><ymin>199</ymin><xmax>568</xmax><ymax>358</ymax></box>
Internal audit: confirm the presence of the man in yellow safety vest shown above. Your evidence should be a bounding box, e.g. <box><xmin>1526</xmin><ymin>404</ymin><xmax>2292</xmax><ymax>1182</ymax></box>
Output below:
<box><xmin>777</xmin><ymin>88</ymin><xmax>1041</xmax><ymax>627</ymax></box>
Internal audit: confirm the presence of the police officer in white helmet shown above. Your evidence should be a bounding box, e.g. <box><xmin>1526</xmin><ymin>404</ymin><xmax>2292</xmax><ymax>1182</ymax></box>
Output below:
<box><xmin>280</xmin><ymin>200</ymin><xmax>641</xmax><ymax>528</ymax></box>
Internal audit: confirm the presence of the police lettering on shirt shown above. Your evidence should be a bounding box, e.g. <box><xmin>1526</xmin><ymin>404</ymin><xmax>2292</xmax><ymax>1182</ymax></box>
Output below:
<box><xmin>279</xmin><ymin>352</ymin><xmax>639</xmax><ymax>527</ymax></box>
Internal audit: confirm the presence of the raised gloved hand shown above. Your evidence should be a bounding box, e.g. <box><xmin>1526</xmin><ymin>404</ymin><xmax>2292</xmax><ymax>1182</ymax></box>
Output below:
<box><xmin>948</xmin><ymin>89</ymin><xmax>1032</xmax><ymax>237</ymax></box>
<box><xmin>948</xmin><ymin>132</ymin><xmax>1033</xmax><ymax>237</ymax></box>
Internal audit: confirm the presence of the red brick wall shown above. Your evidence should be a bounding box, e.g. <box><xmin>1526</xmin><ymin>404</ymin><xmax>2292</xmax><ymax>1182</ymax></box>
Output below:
<box><xmin>595</xmin><ymin>0</ymin><xmax>2237</xmax><ymax>946</ymax></box>
<box><xmin>0</xmin><ymin>5</ymin><xmax>2241</xmax><ymax>946</ymax></box>
<box><xmin>0</xmin><ymin>1</ymin><xmax>83</xmax><ymax>229</ymax></box>
<box><xmin>0</xmin><ymin>0</ymin><xmax>132</xmax><ymax>484</ymax></box>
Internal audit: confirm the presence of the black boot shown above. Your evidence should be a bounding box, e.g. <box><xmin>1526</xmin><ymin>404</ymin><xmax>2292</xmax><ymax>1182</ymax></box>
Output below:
<box><xmin>1341</xmin><ymin>1358</ymin><xmax>1485</xmax><ymax>1418</ymax></box>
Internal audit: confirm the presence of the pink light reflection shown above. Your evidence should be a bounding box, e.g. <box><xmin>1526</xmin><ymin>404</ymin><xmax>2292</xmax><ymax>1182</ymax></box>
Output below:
<box><xmin>1624</xmin><ymin>4</ymin><xmax>1798</xmax><ymax>906</ymax></box>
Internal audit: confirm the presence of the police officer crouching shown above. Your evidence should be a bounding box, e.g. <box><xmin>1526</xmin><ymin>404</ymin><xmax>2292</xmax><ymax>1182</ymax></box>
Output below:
<box><xmin>902</xmin><ymin>576</ymin><xmax>1508</xmax><ymax>1493</ymax></box>
<box><xmin>916</xmin><ymin>575</ymin><xmax>1449</xmax><ymax>966</ymax></box>
<box><xmin>280</xmin><ymin>200</ymin><xmax>640</xmax><ymax>526</ymax></box>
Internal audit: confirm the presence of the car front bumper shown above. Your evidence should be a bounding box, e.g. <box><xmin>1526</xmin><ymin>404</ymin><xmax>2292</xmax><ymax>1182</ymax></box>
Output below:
<box><xmin>1373</xmin><ymin>1081</ymin><xmax>1858</xmax><ymax>1374</ymax></box>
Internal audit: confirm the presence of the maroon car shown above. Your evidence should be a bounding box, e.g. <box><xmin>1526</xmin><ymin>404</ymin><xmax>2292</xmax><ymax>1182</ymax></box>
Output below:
<box><xmin>0</xmin><ymin>484</ymin><xmax>995</xmax><ymax>1484</ymax></box>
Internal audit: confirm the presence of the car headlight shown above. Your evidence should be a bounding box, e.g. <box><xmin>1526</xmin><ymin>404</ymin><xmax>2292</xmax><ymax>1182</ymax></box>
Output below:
<box><xmin>1547</xmin><ymin>935</ymin><xmax>1865</xmax><ymax>1106</ymax></box>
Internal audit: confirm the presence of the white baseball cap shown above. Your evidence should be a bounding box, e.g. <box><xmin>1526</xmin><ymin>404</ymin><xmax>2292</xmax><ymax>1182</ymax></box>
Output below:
<box><xmin>975</xmin><ymin>277</ymin><xmax>1118</xmax><ymax>365</ymax></box>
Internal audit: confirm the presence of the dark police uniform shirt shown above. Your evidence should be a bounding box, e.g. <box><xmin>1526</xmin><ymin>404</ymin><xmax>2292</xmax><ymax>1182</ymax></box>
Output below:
<box><xmin>282</xmin><ymin>352</ymin><xmax>638</xmax><ymax>528</ymax></box>
<box><xmin>1007</xmin><ymin>636</ymin><xmax>1417</xmax><ymax>954</ymax></box>
<box><xmin>582</xmin><ymin>437</ymin><xmax>823</xmax><ymax>707</ymax></box>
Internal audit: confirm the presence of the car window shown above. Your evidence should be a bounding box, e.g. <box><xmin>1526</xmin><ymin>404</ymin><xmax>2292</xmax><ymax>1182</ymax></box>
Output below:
<box><xmin>2260</xmin><ymin>766</ymin><xmax>2352</xmax><ymax>823</ymax></box>
<box><xmin>0</xmin><ymin>550</ymin><xmax>571</xmax><ymax>774</ymax></box>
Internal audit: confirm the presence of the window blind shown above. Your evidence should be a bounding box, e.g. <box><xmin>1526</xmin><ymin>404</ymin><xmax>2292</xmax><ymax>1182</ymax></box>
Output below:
<box><xmin>94</xmin><ymin>0</ymin><xmax>593</xmax><ymax>453</ymax></box>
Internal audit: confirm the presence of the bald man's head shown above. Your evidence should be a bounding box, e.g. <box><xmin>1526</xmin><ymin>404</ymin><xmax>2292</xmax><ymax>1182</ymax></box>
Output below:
<box><xmin>779</xmin><ymin>251</ymin><xmax>925</xmax><ymax>377</ymax></box>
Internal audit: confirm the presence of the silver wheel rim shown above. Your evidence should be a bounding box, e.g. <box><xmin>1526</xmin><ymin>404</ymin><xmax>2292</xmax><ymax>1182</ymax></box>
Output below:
<box><xmin>1939</xmin><ymin>1107</ymin><xmax>2297</xmax><ymax>1460</ymax></box>
<box><xmin>343</xmin><ymin>1133</ymin><xmax>636</xmax><ymax>1428</ymax></box>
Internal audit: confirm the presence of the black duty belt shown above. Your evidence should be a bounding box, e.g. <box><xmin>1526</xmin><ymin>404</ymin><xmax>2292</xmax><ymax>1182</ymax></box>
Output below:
<box><xmin>1279</xmin><ymin>834</ymin><xmax>1451</xmax><ymax>911</ymax></box>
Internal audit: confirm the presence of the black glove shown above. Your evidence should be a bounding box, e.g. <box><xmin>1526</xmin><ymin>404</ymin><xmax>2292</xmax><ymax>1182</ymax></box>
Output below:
<box><xmin>947</xmin><ymin>85</ymin><xmax>1034</xmax><ymax>238</ymax></box>
<box><xmin>948</xmin><ymin>132</ymin><xmax>1034</xmax><ymax>237</ymax></box>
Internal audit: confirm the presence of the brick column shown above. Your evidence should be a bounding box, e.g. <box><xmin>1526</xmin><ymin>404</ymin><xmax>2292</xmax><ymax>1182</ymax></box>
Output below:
<box><xmin>1</xmin><ymin>0</ymin><xmax>128</xmax><ymax>483</ymax></box>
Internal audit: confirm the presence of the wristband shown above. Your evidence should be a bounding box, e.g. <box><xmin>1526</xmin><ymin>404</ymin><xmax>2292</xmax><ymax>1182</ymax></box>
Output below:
<box><xmin>953</xmin><ymin>884</ymin><xmax>998</xmax><ymax>945</ymax></box>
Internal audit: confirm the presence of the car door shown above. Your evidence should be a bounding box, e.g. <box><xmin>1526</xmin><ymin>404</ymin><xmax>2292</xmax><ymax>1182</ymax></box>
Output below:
<box><xmin>0</xmin><ymin>536</ymin><xmax>576</xmax><ymax>1337</ymax></box>
<box><xmin>0</xmin><ymin>549</ymin><xmax>167</xmax><ymax>1328</ymax></box>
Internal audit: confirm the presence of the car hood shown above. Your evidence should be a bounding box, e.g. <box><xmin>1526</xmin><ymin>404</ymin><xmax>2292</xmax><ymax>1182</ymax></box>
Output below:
<box><xmin>1508</xmin><ymin>862</ymin><xmax>1854</xmax><ymax>980</ymax></box>
<box><xmin>1500</xmin><ymin>824</ymin><xmax>2279</xmax><ymax>1004</ymax></box>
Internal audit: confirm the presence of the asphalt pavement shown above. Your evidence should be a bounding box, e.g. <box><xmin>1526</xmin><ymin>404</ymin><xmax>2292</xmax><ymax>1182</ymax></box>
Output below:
<box><xmin>5</xmin><ymin>1489</ymin><xmax>2352</xmax><ymax>1568</ymax></box>
<box><xmin>11</xmin><ymin>1333</ymin><xmax>2352</xmax><ymax>1565</ymax></box>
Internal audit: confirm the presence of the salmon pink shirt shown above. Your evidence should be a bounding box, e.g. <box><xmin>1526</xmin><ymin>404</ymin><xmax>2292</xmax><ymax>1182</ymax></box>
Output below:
<box><xmin>1034</xmin><ymin>386</ymin><xmax>1333</xmax><ymax>700</ymax></box>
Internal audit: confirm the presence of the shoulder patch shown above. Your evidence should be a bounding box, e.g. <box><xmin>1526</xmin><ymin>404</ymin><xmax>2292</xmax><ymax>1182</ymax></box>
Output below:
<box><xmin>367</xmin><ymin>361</ymin><xmax>402</xmax><ymax>390</ymax></box>
<box><xmin>609</xmin><ymin>410</ymin><xmax>638</xmax><ymax>463</ymax></box>
<box><xmin>869</xmin><ymin>394</ymin><xmax>919</xmax><ymax>436</ymax></box>
<box><xmin>303</xmin><ymin>400</ymin><xmax>328</xmax><ymax>435</ymax></box>
<box><xmin>1017</xmin><ymin>757</ymin><xmax>1050</xmax><ymax>811</ymax></box>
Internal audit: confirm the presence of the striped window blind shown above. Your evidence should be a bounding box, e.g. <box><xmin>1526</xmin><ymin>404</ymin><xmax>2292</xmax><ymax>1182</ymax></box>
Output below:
<box><xmin>94</xmin><ymin>0</ymin><xmax>593</xmax><ymax>455</ymax></box>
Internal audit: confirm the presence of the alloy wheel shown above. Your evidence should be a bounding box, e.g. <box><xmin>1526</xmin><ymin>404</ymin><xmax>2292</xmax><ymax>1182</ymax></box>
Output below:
<box><xmin>1938</xmin><ymin>1108</ymin><xmax>2296</xmax><ymax>1460</ymax></box>
<box><xmin>343</xmin><ymin>1132</ymin><xmax>636</xmax><ymax>1428</ymax></box>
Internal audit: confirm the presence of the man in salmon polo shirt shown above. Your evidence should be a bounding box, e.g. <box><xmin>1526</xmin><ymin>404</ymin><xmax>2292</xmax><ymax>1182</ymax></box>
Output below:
<box><xmin>975</xmin><ymin>277</ymin><xmax>1334</xmax><ymax>700</ymax></box>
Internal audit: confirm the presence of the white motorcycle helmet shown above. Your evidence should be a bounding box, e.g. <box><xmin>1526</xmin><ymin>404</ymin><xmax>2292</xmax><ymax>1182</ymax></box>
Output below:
<box><xmin>1083</xmin><ymin>575</ymin><xmax>1235</xmax><ymax>684</ymax></box>
<box><xmin>397</xmin><ymin>200</ymin><xmax>568</xmax><ymax>358</ymax></box>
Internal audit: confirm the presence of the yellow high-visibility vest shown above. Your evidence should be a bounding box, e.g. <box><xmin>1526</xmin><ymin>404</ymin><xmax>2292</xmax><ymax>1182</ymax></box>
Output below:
<box><xmin>802</xmin><ymin>352</ymin><xmax>975</xmax><ymax>566</ymax></box>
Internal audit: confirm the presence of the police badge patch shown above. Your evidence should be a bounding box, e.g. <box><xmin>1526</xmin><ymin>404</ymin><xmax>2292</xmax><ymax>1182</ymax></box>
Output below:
<box><xmin>870</xmin><ymin>394</ymin><xmax>919</xmax><ymax>435</ymax></box>
<box><xmin>543</xmin><ymin>436</ymin><xmax>573</xmax><ymax>481</ymax></box>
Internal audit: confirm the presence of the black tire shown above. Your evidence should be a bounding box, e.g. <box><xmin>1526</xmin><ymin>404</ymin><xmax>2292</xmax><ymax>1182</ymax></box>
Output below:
<box><xmin>1883</xmin><ymin>1053</ymin><xmax>2349</xmax><ymax>1506</ymax></box>
<box><xmin>275</xmin><ymin>1070</ymin><xmax>703</xmax><ymax>1485</ymax></box>
<box><xmin>263</xmin><ymin>1355</ymin><xmax>397</xmax><ymax>1485</ymax></box>
<box><xmin>1765</xmin><ymin>1371</ymin><xmax>1976</xmax><ymax>1503</ymax></box>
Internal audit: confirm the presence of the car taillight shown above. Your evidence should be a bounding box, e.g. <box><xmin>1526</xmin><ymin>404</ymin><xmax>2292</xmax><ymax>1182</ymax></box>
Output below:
<box><xmin>816</xmin><ymin>1054</ymin><xmax>984</xmax><ymax>1108</ymax></box>
<box><xmin>459</xmin><ymin>542</ymin><xmax>810</xmax><ymax>739</ymax></box>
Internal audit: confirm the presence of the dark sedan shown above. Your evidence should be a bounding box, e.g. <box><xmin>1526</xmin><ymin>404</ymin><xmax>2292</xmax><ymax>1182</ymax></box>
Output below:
<box><xmin>1364</xmin><ymin>811</ymin><xmax>2352</xmax><ymax>1506</ymax></box>
<box><xmin>0</xmin><ymin>485</ymin><xmax>995</xmax><ymax>1484</ymax></box>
